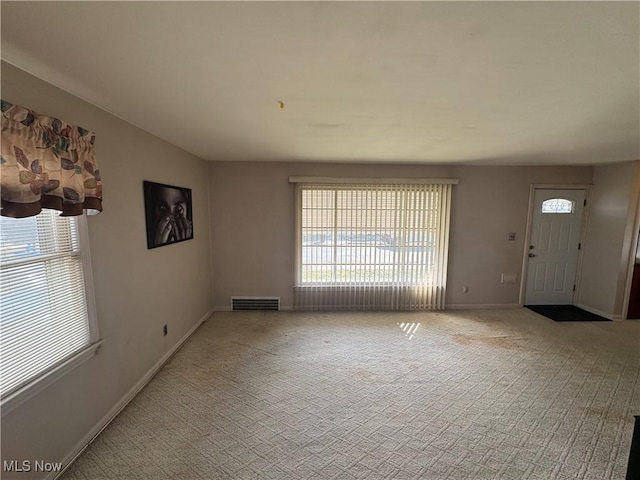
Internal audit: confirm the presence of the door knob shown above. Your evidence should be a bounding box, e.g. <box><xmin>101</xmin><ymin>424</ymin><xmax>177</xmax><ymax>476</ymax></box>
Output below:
<box><xmin>528</xmin><ymin>253</ymin><xmax>536</xmax><ymax>258</ymax></box>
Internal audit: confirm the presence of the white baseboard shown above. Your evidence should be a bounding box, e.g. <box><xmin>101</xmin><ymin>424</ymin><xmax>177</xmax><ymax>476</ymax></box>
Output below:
<box><xmin>446</xmin><ymin>303</ymin><xmax>522</xmax><ymax>310</ymax></box>
<box><xmin>218</xmin><ymin>305</ymin><xmax>522</xmax><ymax>312</ymax></box>
<box><xmin>213</xmin><ymin>306</ymin><xmax>294</xmax><ymax>312</ymax></box>
<box><xmin>52</xmin><ymin>308</ymin><xmax>213</xmax><ymax>480</ymax></box>
<box><xmin>575</xmin><ymin>303</ymin><xmax>622</xmax><ymax>321</ymax></box>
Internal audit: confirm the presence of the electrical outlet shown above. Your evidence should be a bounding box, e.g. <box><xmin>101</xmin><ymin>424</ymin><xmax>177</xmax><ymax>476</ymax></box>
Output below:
<box><xmin>163</xmin><ymin>324</ymin><xmax>168</xmax><ymax>336</ymax></box>
<box><xmin>508</xmin><ymin>232</ymin><xmax>516</xmax><ymax>241</ymax></box>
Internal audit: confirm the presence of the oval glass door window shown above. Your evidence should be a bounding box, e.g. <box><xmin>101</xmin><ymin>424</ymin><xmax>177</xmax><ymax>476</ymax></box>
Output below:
<box><xmin>541</xmin><ymin>198</ymin><xmax>574</xmax><ymax>214</ymax></box>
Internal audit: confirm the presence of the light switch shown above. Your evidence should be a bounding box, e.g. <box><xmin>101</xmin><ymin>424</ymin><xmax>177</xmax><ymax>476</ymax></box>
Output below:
<box><xmin>501</xmin><ymin>273</ymin><xmax>517</xmax><ymax>284</ymax></box>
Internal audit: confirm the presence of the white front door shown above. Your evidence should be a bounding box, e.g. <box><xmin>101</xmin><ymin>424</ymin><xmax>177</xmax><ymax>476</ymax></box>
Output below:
<box><xmin>524</xmin><ymin>189</ymin><xmax>585</xmax><ymax>305</ymax></box>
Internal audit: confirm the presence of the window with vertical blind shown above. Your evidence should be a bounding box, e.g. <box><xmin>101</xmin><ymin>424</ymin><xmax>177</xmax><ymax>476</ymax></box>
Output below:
<box><xmin>0</xmin><ymin>209</ymin><xmax>99</xmax><ymax>407</ymax></box>
<box><xmin>290</xmin><ymin>177</ymin><xmax>457</xmax><ymax>310</ymax></box>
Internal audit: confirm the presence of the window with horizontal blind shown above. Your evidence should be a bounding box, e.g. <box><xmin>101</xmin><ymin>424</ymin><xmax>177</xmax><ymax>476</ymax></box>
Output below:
<box><xmin>291</xmin><ymin>178</ymin><xmax>456</xmax><ymax>310</ymax></box>
<box><xmin>0</xmin><ymin>209</ymin><xmax>99</xmax><ymax>405</ymax></box>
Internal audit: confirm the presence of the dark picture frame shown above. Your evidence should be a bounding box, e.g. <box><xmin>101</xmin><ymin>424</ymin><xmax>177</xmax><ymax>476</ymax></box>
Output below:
<box><xmin>143</xmin><ymin>181</ymin><xmax>194</xmax><ymax>249</ymax></box>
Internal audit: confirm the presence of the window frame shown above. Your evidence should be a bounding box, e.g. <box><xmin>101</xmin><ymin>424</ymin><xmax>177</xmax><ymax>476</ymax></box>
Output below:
<box><xmin>289</xmin><ymin>175</ymin><xmax>459</xmax><ymax>287</ymax></box>
<box><xmin>541</xmin><ymin>198</ymin><xmax>575</xmax><ymax>214</ymax></box>
<box><xmin>1</xmin><ymin>212</ymin><xmax>101</xmax><ymax>416</ymax></box>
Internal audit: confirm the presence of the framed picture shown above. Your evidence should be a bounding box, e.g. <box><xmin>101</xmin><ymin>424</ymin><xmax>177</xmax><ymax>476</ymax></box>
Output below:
<box><xmin>143</xmin><ymin>181</ymin><xmax>194</xmax><ymax>249</ymax></box>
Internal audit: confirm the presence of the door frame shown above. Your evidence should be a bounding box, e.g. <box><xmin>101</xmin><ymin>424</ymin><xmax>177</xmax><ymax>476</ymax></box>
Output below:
<box><xmin>518</xmin><ymin>184</ymin><xmax>593</xmax><ymax>306</ymax></box>
<box><xmin>622</xmin><ymin>169</ymin><xmax>640</xmax><ymax>319</ymax></box>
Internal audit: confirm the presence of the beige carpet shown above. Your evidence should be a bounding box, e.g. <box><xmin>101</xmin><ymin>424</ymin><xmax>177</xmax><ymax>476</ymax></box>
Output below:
<box><xmin>61</xmin><ymin>309</ymin><xmax>640</xmax><ymax>479</ymax></box>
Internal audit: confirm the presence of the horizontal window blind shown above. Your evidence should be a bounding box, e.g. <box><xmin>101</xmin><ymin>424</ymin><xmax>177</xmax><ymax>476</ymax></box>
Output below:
<box><xmin>294</xmin><ymin>182</ymin><xmax>454</xmax><ymax>310</ymax></box>
<box><xmin>1</xmin><ymin>210</ymin><xmax>90</xmax><ymax>398</ymax></box>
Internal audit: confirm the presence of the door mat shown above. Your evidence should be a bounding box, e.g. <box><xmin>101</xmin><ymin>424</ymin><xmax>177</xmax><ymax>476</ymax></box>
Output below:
<box><xmin>525</xmin><ymin>305</ymin><xmax>610</xmax><ymax>322</ymax></box>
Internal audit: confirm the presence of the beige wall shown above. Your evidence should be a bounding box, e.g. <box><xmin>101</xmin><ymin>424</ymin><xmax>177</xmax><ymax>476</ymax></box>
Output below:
<box><xmin>578</xmin><ymin>161</ymin><xmax>640</xmax><ymax>318</ymax></box>
<box><xmin>208</xmin><ymin>161</ymin><xmax>593</xmax><ymax>309</ymax></box>
<box><xmin>1</xmin><ymin>63</ymin><xmax>212</xmax><ymax>478</ymax></box>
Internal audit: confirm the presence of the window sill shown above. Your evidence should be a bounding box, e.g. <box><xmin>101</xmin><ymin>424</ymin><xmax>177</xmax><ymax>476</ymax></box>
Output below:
<box><xmin>1</xmin><ymin>340</ymin><xmax>103</xmax><ymax>417</ymax></box>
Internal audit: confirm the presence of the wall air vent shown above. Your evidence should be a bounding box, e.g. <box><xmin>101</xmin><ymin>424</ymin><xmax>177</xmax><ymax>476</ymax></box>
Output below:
<box><xmin>231</xmin><ymin>297</ymin><xmax>280</xmax><ymax>311</ymax></box>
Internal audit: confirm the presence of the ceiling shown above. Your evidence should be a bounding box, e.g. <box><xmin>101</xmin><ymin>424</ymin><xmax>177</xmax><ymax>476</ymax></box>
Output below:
<box><xmin>1</xmin><ymin>1</ymin><xmax>639</xmax><ymax>165</ymax></box>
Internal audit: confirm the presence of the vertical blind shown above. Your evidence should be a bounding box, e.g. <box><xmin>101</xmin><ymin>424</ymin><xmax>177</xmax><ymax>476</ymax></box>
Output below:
<box><xmin>0</xmin><ymin>210</ymin><xmax>90</xmax><ymax>398</ymax></box>
<box><xmin>291</xmin><ymin>178</ymin><xmax>456</xmax><ymax>310</ymax></box>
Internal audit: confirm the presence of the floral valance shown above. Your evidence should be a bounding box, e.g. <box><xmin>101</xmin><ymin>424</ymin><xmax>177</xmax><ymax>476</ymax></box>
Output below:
<box><xmin>1</xmin><ymin>100</ymin><xmax>102</xmax><ymax>218</ymax></box>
